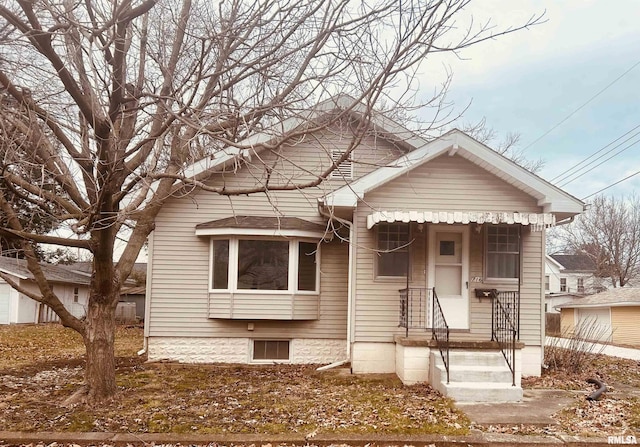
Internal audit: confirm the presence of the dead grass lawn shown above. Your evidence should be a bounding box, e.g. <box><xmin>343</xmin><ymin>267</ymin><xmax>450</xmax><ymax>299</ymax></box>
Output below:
<box><xmin>0</xmin><ymin>324</ymin><xmax>468</xmax><ymax>435</ymax></box>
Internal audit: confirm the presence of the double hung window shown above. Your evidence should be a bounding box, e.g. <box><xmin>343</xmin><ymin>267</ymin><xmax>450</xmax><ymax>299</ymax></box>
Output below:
<box><xmin>376</xmin><ymin>223</ymin><xmax>409</xmax><ymax>277</ymax></box>
<box><xmin>485</xmin><ymin>225</ymin><xmax>520</xmax><ymax>280</ymax></box>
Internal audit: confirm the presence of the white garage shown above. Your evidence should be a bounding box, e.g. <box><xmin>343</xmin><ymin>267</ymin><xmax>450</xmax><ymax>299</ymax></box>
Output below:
<box><xmin>0</xmin><ymin>283</ymin><xmax>11</xmax><ymax>325</ymax></box>
<box><xmin>576</xmin><ymin>307</ymin><xmax>612</xmax><ymax>342</ymax></box>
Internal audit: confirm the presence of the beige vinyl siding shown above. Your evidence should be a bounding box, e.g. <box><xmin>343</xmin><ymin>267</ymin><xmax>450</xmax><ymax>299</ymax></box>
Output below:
<box><xmin>148</xmin><ymin>126</ymin><xmax>399</xmax><ymax>340</ymax></box>
<box><xmin>353</xmin><ymin>153</ymin><xmax>545</xmax><ymax>345</ymax></box>
<box><xmin>209</xmin><ymin>293</ymin><xmax>318</xmax><ymax>320</ymax></box>
<box><xmin>611</xmin><ymin>306</ymin><xmax>640</xmax><ymax>346</ymax></box>
<box><xmin>358</xmin><ymin>154</ymin><xmax>541</xmax><ymax>214</ymax></box>
<box><xmin>560</xmin><ymin>308</ymin><xmax>575</xmax><ymax>336</ymax></box>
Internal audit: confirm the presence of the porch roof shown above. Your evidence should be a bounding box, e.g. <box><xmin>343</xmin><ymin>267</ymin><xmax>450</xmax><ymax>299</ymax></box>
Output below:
<box><xmin>366</xmin><ymin>210</ymin><xmax>555</xmax><ymax>231</ymax></box>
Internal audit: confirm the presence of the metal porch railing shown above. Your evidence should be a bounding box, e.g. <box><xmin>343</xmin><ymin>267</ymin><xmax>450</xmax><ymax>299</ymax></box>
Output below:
<box><xmin>398</xmin><ymin>287</ymin><xmax>429</xmax><ymax>337</ymax></box>
<box><xmin>398</xmin><ymin>287</ymin><xmax>450</xmax><ymax>384</ymax></box>
<box><xmin>431</xmin><ymin>288</ymin><xmax>450</xmax><ymax>384</ymax></box>
<box><xmin>491</xmin><ymin>292</ymin><xmax>518</xmax><ymax>386</ymax></box>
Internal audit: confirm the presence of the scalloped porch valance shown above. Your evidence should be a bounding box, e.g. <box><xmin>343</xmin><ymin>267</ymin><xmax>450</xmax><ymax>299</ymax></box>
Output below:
<box><xmin>366</xmin><ymin>211</ymin><xmax>556</xmax><ymax>231</ymax></box>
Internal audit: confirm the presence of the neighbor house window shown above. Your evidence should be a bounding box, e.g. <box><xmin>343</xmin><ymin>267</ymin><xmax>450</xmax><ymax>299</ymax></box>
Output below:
<box><xmin>577</xmin><ymin>278</ymin><xmax>584</xmax><ymax>293</ymax></box>
<box><xmin>253</xmin><ymin>340</ymin><xmax>290</xmax><ymax>361</ymax></box>
<box><xmin>485</xmin><ymin>225</ymin><xmax>520</xmax><ymax>280</ymax></box>
<box><xmin>329</xmin><ymin>149</ymin><xmax>353</xmax><ymax>179</ymax></box>
<box><xmin>545</xmin><ymin>275</ymin><xmax>550</xmax><ymax>291</ymax></box>
<box><xmin>377</xmin><ymin>223</ymin><xmax>409</xmax><ymax>277</ymax></box>
<box><xmin>560</xmin><ymin>278</ymin><xmax>567</xmax><ymax>292</ymax></box>
<box><xmin>210</xmin><ymin>238</ymin><xmax>319</xmax><ymax>293</ymax></box>
<box><xmin>73</xmin><ymin>287</ymin><xmax>79</xmax><ymax>303</ymax></box>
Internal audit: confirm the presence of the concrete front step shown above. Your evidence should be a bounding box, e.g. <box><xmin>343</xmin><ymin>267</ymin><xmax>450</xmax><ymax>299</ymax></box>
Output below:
<box><xmin>430</xmin><ymin>350</ymin><xmax>523</xmax><ymax>402</ymax></box>
<box><xmin>441</xmin><ymin>381</ymin><xmax>524</xmax><ymax>402</ymax></box>
<box><xmin>433</xmin><ymin>350</ymin><xmax>508</xmax><ymax>367</ymax></box>
<box><xmin>432</xmin><ymin>363</ymin><xmax>515</xmax><ymax>384</ymax></box>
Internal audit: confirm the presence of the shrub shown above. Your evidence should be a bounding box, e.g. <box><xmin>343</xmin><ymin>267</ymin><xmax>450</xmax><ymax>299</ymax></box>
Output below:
<box><xmin>544</xmin><ymin>317</ymin><xmax>610</xmax><ymax>373</ymax></box>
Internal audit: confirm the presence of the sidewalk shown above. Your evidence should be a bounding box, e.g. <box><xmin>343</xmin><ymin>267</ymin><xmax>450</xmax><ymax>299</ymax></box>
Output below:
<box><xmin>546</xmin><ymin>336</ymin><xmax>640</xmax><ymax>361</ymax></box>
<box><xmin>0</xmin><ymin>430</ymin><xmax>629</xmax><ymax>447</ymax></box>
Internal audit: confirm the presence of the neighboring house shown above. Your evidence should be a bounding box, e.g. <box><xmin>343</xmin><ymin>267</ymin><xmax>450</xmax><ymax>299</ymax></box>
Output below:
<box><xmin>544</xmin><ymin>255</ymin><xmax>583</xmax><ymax>314</ymax></box>
<box><xmin>65</xmin><ymin>261</ymin><xmax>147</xmax><ymax>320</ymax></box>
<box><xmin>0</xmin><ymin>256</ymin><xmax>91</xmax><ymax>324</ymax></box>
<box><xmin>145</xmin><ymin>99</ymin><xmax>584</xmax><ymax>402</ymax></box>
<box><xmin>544</xmin><ymin>254</ymin><xmax>609</xmax><ymax>314</ymax></box>
<box><xmin>119</xmin><ymin>285</ymin><xmax>146</xmax><ymax>320</ymax></box>
<box><xmin>557</xmin><ymin>288</ymin><xmax>640</xmax><ymax>346</ymax></box>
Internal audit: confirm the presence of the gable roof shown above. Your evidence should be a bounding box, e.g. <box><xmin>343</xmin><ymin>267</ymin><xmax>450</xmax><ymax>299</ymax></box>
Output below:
<box><xmin>0</xmin><ymin>256</ymin><xmax>91</xmax><ymax>285</ymax></box>
<box><xmin>550</xmin><ymin>254</ymin><xmax>596</xmax><ymax>272</ymax></box>
<box><xmin>545</xmin><ymin>254</ymin><xmax>565</xmax><ymax>271</ymax></box>
<box><xmin>557</xmin><ymin>287</ymin><xmax>640</xmax><ymax>309</ymax></box>
<box><xmin>182</xmin><ymin>95</ymin><xmax>430</xmax><ymax>179</ymax></box>
<box><xmin>320</xmin><ymin>129</ymin><xmax>585</xmax><ymax>220</ymax></box>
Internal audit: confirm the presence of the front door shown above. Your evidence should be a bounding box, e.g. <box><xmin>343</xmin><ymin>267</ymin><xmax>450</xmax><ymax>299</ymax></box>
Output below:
<box><xmin>428</xmin><ymin>225</ymin><xmax>469</xmax><ymax>329</ymax></box>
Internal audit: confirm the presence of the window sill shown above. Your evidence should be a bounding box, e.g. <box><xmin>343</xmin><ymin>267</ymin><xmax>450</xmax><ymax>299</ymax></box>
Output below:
<box><xmin>374</xmin><ymin>276</ymin><xmax>408</xmax><ymax>282</ymax></box>
<box><xmin>482</xmin><ymin>278</ymin><xmax>519</xmax><ymax>285</ymax></box>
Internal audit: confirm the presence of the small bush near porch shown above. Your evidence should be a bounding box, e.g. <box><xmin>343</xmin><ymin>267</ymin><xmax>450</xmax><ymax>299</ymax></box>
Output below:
<box><xmin>0</xmin><ymin>324</ymin><xmax>468</xmax><ymax>435</ymax></box>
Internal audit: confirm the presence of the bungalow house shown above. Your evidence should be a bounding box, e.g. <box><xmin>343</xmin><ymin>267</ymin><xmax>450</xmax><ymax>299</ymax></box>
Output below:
<box><xmin>145</xmin><ymin>99</ymin><xmax>585</xmax><ymax>401</ymax></box>
<box><xmin>0</xmin><ymin>256</ymin><xmax>91</xmax><ymax>324</ymax></box>
<box><xmin>557</xmin><ymin>287</ymin><xmax>640</xmax><ymax>346</ymax></box>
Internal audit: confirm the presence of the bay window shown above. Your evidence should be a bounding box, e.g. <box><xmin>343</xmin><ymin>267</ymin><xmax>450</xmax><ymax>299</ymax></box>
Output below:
<box><xmin>210</xmin><ymin>238</ymin><xmax>319</xmax><ymax>293</ymax></box>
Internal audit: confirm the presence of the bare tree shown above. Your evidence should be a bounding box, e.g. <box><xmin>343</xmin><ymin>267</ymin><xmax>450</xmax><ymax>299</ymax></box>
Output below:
<box><xmin>0</xmin><ymin>0</ymin><xmax>542</xmax><ymax>403</ymax></box>
<box><xmin>462</xmin><ymin>117</ymin><xmax>545</xmax><ymax>173</ymax></box>
<box><xmin>555</xmin><ymin>195</ymin><xmax>640</xmax><ymax>287</ymax></box>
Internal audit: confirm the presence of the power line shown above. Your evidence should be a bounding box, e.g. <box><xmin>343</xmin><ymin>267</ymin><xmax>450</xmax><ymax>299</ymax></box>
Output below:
<box><xmin>522</xmin><ymin>58</ymin><xmax>640</xmax><ymax>152</ymax></box>
<box><xmin>582</xmin><ymin>169</ymin><xmax>640</xmax><ymax>200</ymax></box>
<box><xmin>558</xmin><ymin>135</ymin><xmax>640</xmax><ymax>187</ymax></box>
<box><xmin>550</xmin><ymin>122</ymin><xmax>640</xmax><ymax>182</ymax></box>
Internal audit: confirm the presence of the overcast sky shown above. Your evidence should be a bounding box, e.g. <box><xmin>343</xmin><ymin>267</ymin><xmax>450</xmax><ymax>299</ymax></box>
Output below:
<box><xmin>421</xmin><ymin>0</ymin><xmax>640</xmax><ymax>203</ymax></box>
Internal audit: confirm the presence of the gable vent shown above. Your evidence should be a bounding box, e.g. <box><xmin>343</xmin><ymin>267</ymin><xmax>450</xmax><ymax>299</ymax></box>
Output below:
<box><xmin>330</xmin><ymin>150</ymin><xmax>353</xmax><ymax>179</ymax></box>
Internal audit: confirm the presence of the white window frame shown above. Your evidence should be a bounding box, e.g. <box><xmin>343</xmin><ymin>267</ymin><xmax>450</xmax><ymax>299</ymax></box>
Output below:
<box><xmin>560</xmin><ymin>278</ymin><xmax>567</xmax><ymax>292</ymax></box>
<box><xmin>329</xmin><ymin>149</ymin><xmax>354</xmax><ymax>180</ymax></box>
<box><xmin>208</xmin><ymin>237</ymin><xmax>320</xmax><ymax>295</ymax></box>
<box><xmin>544</xmin><ymin>275</ymin><xmax>550</xmax><ymax>291</ymax></box>
<box><xmin>484</xmin><ymin>225</ymin><xmax>520</xmax><ymax>282</ymax></box>
<box><xmin>577</xmin><ymin>277</ymin><xmax>584</xmax><ymax>293</ymax></box>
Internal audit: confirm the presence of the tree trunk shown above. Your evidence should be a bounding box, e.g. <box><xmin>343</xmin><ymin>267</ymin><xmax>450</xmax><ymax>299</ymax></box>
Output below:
<box><xmin>84</xmin><ymin>299</ymin><xmax>117</xmax><ymax>403</ymax></box>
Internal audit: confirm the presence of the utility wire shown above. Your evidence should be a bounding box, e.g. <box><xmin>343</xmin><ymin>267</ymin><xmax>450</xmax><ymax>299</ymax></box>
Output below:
<box><xmin>550</xmin><ymin>122</ymin><xmax>640</xmax><ymax>182</ymax></box>
<box><xmin>582</xmin><ymin>169</ymin><xmax>640</xmax><ymax>200</ymax></box>
<box><xmin>522</xmin><ymin>59</ymin><xmax>640</xmax><ymax>152</ymax></box>
<box><xmin>557</xmin><ymin>134</ymin><xmax>640</xmax><ymax>187</ymax></box>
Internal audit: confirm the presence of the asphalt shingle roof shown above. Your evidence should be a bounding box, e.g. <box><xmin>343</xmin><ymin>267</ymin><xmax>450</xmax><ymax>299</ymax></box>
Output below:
<box><xmin>550</xmin><ymin>254</ymin><xmax>596</xmax><ymax>272</ymax></box>
<box><xmin>196</xmin><ymin>216</ymin><xmax>327</xmax><ymax>232</ymax></box>
<box><xmin>556</xmin><ymin>287</ymin><xmax>640</xmax><ymax>309</ymax></box>
<box><xmin>0</xmin><ymin>256</ymin><xmax>92</xmax><ymax>285</ymax></box>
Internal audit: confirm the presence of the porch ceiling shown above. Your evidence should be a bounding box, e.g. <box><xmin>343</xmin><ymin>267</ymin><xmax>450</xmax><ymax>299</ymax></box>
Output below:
<box><xmin>366</xmin><ymin>210</ymin><xmax>555</xmax><ymax>231</ymax></box>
